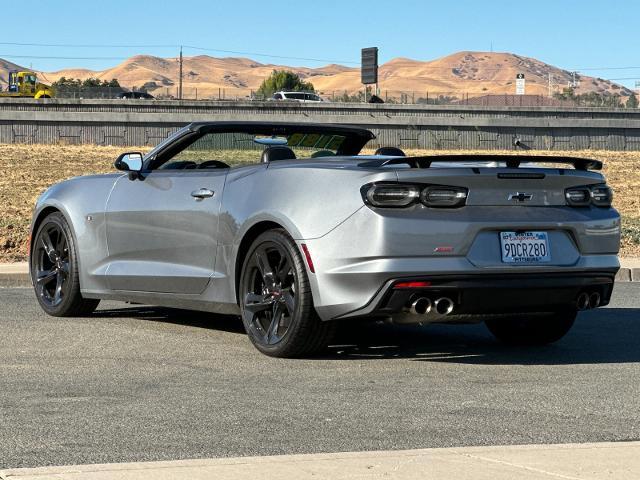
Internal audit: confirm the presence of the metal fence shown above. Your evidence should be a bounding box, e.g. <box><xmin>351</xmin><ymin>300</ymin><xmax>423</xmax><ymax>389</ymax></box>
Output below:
<box><xmin>52</xmin><ymin>86</ymin><xmax>126</xmax><ymax>99</ymax></box>
<box><xmin>147</xmin><ymin>87</ymin><xmax>483</xmax><ymax>104</ymax></box>
<box><xmin>56</xmin><ymin>86</ymin><xmax>639</xmax><ymax>109</ymax></box>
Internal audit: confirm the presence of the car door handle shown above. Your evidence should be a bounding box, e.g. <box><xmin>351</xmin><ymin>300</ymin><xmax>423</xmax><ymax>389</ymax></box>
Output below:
<box><xmin>191</xmin><ymin>188</ymin><xmax>215</xmax><ymax>199</ymax></box>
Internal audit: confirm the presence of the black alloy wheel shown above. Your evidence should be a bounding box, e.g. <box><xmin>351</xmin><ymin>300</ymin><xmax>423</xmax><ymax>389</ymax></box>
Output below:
<box><xmin>31</xmin><ymin>212</ymin><xmax>99</xmax><ymax>316</ymax></box>
<box><xmin>34</xmin><ymin>221</ymin><xmax>71</xmax><ymax>308</ymax></box>
<box><xmin>239</xmin><ymin>229</ymin><xmax>335</xmax><ymax>357</ymax></box>
<box><xmin>243</xmin><ymin>240</ymin><xmax>296</xmax><ymax>346</ymax></box>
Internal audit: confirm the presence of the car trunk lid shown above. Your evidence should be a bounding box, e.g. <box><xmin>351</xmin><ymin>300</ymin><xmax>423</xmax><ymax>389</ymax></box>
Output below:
<box><xmin>394</xmin><ymin>166</ymin><xmax>605</xmax><ymax>207</ymax></box>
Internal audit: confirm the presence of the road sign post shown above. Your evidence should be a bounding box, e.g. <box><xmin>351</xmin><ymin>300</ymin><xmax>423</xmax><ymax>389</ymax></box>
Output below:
<box><xmin>516</xmin><ymin>73</ymin><xmax>526</xmax><ymax>95</ymax></box>
<box><xmin>361</xmin><ymin>47</ymin><xmax>379</xmax><ymax>102</ymax></box>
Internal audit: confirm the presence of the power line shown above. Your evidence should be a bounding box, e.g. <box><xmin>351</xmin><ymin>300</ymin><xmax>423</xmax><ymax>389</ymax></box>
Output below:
<box><xmin>0</xmin><ymin>41</ymin><xmax>177</xmax><ymax>48</ymax></box>
<box><xmin>0</xmin><ymin>41</ymin><xmax>360</xmax><ymax>65</ymax></box>
<box><xmin>0</xmin><ymin>54</ymin><xmax>129</xmax><ymax>60</ymax></box>
<box><xmin>181</xmin><ymin>45</ymin><xmax>359</xmax><ymax>65</ymax></box>
<box><xmin>573</xmin><ymin>66</ymin><xmax>640</xmax><ymax>71</ymax></box>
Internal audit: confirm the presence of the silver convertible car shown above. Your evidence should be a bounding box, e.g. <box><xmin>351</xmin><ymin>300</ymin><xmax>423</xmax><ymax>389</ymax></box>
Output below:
<box><xmin>29</xmin><ymin>122</ymin><xmax>620</xmax><ymax>357</ymax></box>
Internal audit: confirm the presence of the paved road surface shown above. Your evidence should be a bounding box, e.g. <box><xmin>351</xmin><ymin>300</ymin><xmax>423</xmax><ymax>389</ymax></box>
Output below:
<box><xmin>1</xmin><ymin>285</ymin><xmax>639</xmax><ymax>468</ymax></box>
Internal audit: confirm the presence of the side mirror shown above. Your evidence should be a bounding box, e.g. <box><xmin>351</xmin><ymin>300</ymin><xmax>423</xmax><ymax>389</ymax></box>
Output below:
<box><xmin>114</xmin><ymin>152</ymin><xmax>144</xmax><ymax>180</ymax></box>
<box><xmin>115</xmin><ymin>152</ymin><xmax>143</xmax><ymax>171</ymax></box>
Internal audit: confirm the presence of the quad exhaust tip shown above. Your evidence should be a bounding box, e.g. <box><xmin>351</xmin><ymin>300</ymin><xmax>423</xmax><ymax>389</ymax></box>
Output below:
<box><xmin>407</xmin><ymin>296</ymin><xmax>455</xmax><ymax>318</ymax></box>
<box><xmin>589</xmin><ymin>292</ymin><xmax>601</xmax><ymax>309</ymax></box>
<box><xmin>434</xmin><ymin>297</ymin><xmax>455</xmax><ymax>316</ymax></box>
<box><xmin>577</xmin><ymin>291</ymin><xmax>601</xmax><ymax>311</ymax></box>
<box><xmin>576</xmin><ymin>292</ymin><xmax>590</xmax><ymax>311</ymax></box>
<box><xmin>410</xmin><ymin>297</ymin><xmax>432</xmax><ymax>315</ymax></box>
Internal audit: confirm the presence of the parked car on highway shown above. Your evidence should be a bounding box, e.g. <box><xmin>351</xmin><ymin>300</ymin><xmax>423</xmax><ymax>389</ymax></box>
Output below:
<box><xmin>117</xmin><ymin>91</ymin><xmax>155</xmax><ymax>100</ymax></box>
<box><xmin>29</xmin><ymin>122</ymin><xmax>620</xmax><ymax>357</ymax></box>
<box><xmin>271</xmin><ymin>91</ymin><xmax>323</xmax><ymax>102</ymax></box>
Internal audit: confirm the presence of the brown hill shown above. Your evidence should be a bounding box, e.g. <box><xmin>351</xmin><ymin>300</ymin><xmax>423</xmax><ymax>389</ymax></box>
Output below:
<box><xmin>0</xmin><ymin>51</ymin><xmax>632</xmax><ymax>99</ymax></box>
<box><xmin>0</xmin><ymin>58</ymin><xmax>24</xmax><ymax>85</ymax></box>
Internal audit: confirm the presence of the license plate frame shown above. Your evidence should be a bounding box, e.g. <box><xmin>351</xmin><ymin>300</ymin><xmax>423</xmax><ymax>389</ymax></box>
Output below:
<box><xmin>500</xmin><ymin>231</ymin><xmax>551</xmax><ymax>264</ymax></box>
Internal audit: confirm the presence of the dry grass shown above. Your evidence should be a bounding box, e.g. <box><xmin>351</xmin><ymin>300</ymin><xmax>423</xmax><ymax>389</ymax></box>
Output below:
<box><xmin>0</xmin><ymin>144</ymin><xmax>638</xmax><ymax>262</ymax></box>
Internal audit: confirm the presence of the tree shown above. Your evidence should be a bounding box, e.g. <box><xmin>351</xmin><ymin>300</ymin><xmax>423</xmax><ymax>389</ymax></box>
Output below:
<box><xmin>51</xmin><ymin>77</ymin><xmax>121</xmax><ymax>89</ymax></box>
<box><xmin>51</xmin><ymin>77</ymin><xmax>81</xmax><ymax>88</ymax></box>
<box><xmin>256</xmin><ymin>70</ymin><xmax>314</xmax><ymax>99</ymax></box>
<box><xmin>552</xmin><ymin>89</ymin><xmax>624</xmax><ymax>108</ymax></box>
<box><xmin>553</xmin><ymin>87</ymin><xmax>576</xmax><ymax>101</ymax></box>
<box><xmin>627</xmin><ymin>94</ymin><xmax>639</xmax><ymax>109</ymax></box>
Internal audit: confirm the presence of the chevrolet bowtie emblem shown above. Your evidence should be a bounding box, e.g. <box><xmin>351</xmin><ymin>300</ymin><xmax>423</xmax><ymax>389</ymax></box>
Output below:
<box><xmin>508</xmin><ymin>192</ymin><xmax>533</xmax><ymax>202</ymax></box>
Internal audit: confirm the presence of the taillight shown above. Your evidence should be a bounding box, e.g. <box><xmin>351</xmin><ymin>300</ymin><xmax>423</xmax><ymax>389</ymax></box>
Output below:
<box><xmin>565</xmin><ymin>187</ymin><xmax>591</xmax><ymax>207</ymax></box>
<box><xmin>363</xmin><ymin>183</ymin><xmax>420</xmax><ymax>207</ymax></box>
<box><xmin>590</xmin><ymin>185</ymin><xmax>613</xmax><ymax>207</ymax></box>
<box><xmin>565</xmin><ymin>184</ymin><xmax>613</xmax><ymax>208</ymax></box>
<box><xmin>362</xmin><ymin>183</ymin><xmax>468</xmax><ymax>209</ymax></box>
<box><xmin>421</xmin><ymin>186</ymin><xmax>467</xmax><ymax>208</ymax></box>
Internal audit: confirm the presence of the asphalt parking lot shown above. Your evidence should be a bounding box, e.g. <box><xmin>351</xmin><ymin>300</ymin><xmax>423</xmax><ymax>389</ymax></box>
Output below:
<box><xmin>1</xmin><ymin>284</ymin><xmax>639</xmax><ymax>469</ymax></box>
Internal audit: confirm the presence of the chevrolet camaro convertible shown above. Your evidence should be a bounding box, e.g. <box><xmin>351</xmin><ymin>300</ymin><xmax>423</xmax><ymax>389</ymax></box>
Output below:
<box><xmin>29</xmin><ymin>122</ymin><xmax>620</xmax><ymax>357</ymax></box>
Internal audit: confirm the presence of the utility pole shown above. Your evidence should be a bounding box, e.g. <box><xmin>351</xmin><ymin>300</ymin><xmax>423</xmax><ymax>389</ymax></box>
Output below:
<box><xmin>569</xmin><ymin>71</ymin><xmax>579</xmax><ymax>90</ymax></box>
<box><xmin>178</xmin><ymin>46</ymin><xmax>183</xmax><ymax>100</ymax></box>
<box><xmin>548</xmin><ymin>73</ymin><xmax>553</xmax><ymax>97</ymax></box>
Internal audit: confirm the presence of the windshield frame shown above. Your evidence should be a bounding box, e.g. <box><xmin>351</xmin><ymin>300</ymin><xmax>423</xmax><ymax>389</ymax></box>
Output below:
<box><xmin>144</xmin><ymin>122</ymin><xmax>375</xmax><ymax>170</ymax></box>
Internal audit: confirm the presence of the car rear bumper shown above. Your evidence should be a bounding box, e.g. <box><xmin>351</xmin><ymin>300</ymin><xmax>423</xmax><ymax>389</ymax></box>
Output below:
<box><xmin>367</xmin><ymin>272</ymin><xmax>615</xmax><ymax>322</ymax></box>
<box><xmin>308</xmin><ymin>254</ymin><xmax>619</xmax><ymax>321</ymax></box>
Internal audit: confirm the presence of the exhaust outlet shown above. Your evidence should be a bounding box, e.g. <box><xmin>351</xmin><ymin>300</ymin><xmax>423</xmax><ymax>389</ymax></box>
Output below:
<box><xmin>576</xmin><ymin>292</ymin><xmax>590</xmax><ymax>311</ymax></box>
<box><xmin>589</xmin><ymin>292</ymin><xmax>601</xmax><ymax>309</ymax></box>
<box><xmin>434</xmin><ymin>297</ymin><xmax>454</xmax><ymax>316</ymax></box>
<box><xmin>410</xmin><ymin>297</ymin><xmax>432</xmax><ymax>315</ymax></box>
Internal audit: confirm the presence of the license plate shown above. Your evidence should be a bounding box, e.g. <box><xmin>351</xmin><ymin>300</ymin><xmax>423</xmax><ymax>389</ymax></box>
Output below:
<box><xmin>500</xmin><ymin>231</ymin><xmax>550</xmax><ymax>263</ymax></box>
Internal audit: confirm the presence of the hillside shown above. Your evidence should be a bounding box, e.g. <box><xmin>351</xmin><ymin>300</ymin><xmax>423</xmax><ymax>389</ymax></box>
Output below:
<box><xmin>0</xmin><ymin>58</ymin><xmax>24</xmax><ymax>85</ymax></box>
<box><xmin>0</xmin><ymin>51</ymin><xmax>632</xmax><ymax>99</ymax></box>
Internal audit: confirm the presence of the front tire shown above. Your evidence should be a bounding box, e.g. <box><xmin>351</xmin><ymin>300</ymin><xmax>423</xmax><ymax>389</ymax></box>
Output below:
<box><xmin>31</xmin><ymin>212</ymin><xmax>99</xmax><ymax>317</ymax></box>
<box><xmin>485</xmin><ymin>310</ymin><xmax>577</xmax><ymax>346</ymax></box>
<box><xmin>239</xmin><ymin>229</ymin><xmax>334</xmax><ymax>357</ymax></box>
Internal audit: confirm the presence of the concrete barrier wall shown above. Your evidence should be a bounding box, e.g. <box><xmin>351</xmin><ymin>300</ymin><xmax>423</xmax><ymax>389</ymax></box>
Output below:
<box><xmin>2</xmin><ymin>98</ymin><xmax>640</xmax><ymax>150</ymax></box>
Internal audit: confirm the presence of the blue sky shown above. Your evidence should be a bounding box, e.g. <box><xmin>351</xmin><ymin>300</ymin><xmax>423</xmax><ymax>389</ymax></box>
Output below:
<box><xmin>2</xmin><ymin>0</ymin><xmax>638</xmax><ymax>87</ymax></box>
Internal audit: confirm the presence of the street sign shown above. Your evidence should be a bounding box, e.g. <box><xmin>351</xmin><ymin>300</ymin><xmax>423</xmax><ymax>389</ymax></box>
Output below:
<box><xmin>361</xmin><ymin>47</ymin><xmax>378</xmax><ymax>85</ymax></box>
<box><xmin>516</xmin><ymin>73</ymin><xmax>526</xmax><ymax>95</ymax></box>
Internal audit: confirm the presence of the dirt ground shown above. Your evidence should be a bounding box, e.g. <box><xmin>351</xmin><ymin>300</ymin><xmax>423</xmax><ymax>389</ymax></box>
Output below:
<box><xmin>0</xmin><ymin>144</ymin><xmax>638</xmax><ymax>262</ymax></box>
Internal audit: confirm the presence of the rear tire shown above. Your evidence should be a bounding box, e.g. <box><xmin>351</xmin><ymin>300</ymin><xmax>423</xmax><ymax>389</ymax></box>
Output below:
<box><xmin>239</xmin><ymin>229</ymin><xmax>335</xmax><ymax>357</ymax></box>
<box><xmin>31</xmin><ymin>212</ymin><xmax>100</xmax><ymax>317</ymax></box>
<box><xmin>485</xmin><ymin>310</ymin><xmax>577</xmax><ymax>346</ymax></box>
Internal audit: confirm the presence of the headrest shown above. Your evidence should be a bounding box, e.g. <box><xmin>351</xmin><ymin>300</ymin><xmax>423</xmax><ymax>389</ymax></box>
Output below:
<box><xmin>261</xmin><ymin>146</ymin><xmax>297</xmax><ymax>163</ymax></box>
<box><xmin>374</xmin><ymin>147</ymin><xmax>406</xmax><ymax>157</ymax></box>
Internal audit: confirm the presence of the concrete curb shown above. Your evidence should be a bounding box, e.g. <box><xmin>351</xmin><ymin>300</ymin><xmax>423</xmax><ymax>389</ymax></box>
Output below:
<box><xmin>1</xmin><ymin>442</ymin><xmax>639</xmax><ymax>480</ymax></box>
<box><xmin>2</xmin><ymin>260</ymin><xmax>639</xmax><ymax>288</ymax></box>
<box><xmin>0</xmin><ymin>262</ymin><xmax>29</xmax><ymax>288</ymax></box>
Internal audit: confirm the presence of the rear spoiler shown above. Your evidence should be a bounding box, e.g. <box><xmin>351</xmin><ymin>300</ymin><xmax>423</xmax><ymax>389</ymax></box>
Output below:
<box><xmin>359</xmin><ymin>155</ymin><xmax>603</xmax><ymax>171</ymax></box>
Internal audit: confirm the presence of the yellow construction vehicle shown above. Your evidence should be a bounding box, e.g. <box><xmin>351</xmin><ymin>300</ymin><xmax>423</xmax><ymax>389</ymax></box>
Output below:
<box><xmin>0</xmin><ymin>70</ymin><xmax>53</xmax><ymax>98</ymax></box>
